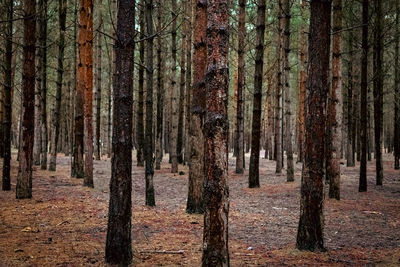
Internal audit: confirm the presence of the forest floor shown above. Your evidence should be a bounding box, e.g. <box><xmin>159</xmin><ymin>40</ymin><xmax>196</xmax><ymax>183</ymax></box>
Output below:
<box><xmin>0</xmin><ymin>151</ymin><xmax>399</xmax><ymax>266</ymax></box>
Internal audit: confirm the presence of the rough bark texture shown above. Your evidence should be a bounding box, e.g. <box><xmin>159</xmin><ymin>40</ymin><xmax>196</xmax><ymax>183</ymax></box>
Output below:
<box><xmin>296</xmin><ymin>0</ymin><xmax>331</xmax><ymax>252</ymax></box>
<box><xmin>136</xmin><ymin>1</ymin><xmax>145</xmax><ymax>167</ymax></box>
<box><xmin>235</xmin><ymin>0</ymin><xmax>246</xmax><ymax>174</ymax></box>
<box><xmin>275</xmin><ymin>3</ymin><xmax>283</xmax><ymax>174</ymax></box>
<box><xmin>49</xmin><ymin>0</ymin><xmax>67</xmax><ymax>171</ymax></box>
<box><xmin>202</xmin><ymin>0</ymin><xmax>230</xmax><ymax>265</ymax></box>
<box><xmin>78</xmin><ymin>0</ymin><xmax>94</xmax><ymax>187</ymax></box>
<box><xmin>16</xmin><ymin>0</ymin><xmax>36</xmax><ymax>199</ymax></box>
<box><xmin>282</xmin><ymin>0</ymin><xmax>294</xmax><ymax>182</ymax></box>
<box><xmin>297</xmin><ymin>1</ymin><xmax>307</xmax><ymax>163</ymax></box>
<box><xmin>170</xmin><ymin>0</ymin><xmax>179</xmax><ymax>173</ymax></box>
<box><xmin>39</xmin><ymin>0</ymin><xmax>48</xmax><ymax>171</ymax></box>
<box><xmin>145</xmin><ymin>0</ymin><xmax>155</xmax><ymax>206</ymax></box>
<box><xmin>395</xmin><ymin>1</ymin><xmax>400</xmax><ymax>170</ymax></box>
<box><xmin>95</xmin><ymin>0</ymin><xmax>103</xmax><ymax>161</ymax></box>
<box><xmin>155</xmin><ymin>0</ymin><xmax>164</xmax><ymax>170</ymax></box>
<box><xmin>373</xmin><ymin>0</ymin><xmax>383</xmax><ymax>185</ymax></box>
<box><xmin>187</xmin><ymin>0</ymin><xmax>206</xmax><ymax>214</ymax></box>
<box><xmin>70</xmin><ymin>0</ymin><xmax>77</xmax><ymax>168</ymax></box>
<box><xmin>326</xmin><ymin>0</ymin><xmax>342</xmax><ymax>199</ymax></box>
<box><xmin>359</xmin><ymin>0</ymin><xmax>369</xmax><ymax>191</ymax></box>
<box><xmin>2</xmin><ymin>0</ymin><xmax>13</xmax><ymax>191</ymax></box>
<box><xmin>249</xmin><ymin>0</ymin><xmax>266</xmax><ymax>188</ymax></box>
<box><xmin>105</xmin><ymin>0</ymin><xmax>135</xmax><ymax>264</ymax></box>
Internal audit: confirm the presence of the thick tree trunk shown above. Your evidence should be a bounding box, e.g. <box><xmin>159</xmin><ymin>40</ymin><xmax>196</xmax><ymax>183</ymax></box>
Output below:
<box><xmin>94</xmin><ymin>0</ymin><xmax>103</xmax><ymax>161</ymax></box>
<box><xmin>49</xmin><ymin>0</ymin><xmax>67</xmax><ymax>171</ymax></box>
<box><xmin>374</xmin><ymin>0</ymin><xmax>383</xmax><ymax>185</ymax></box>
<box><xmin>16</xmin><ymin>0</ymin><xmax>36</xmax><ymax>199</ymax></box>
<box><xmin>296</xmin><ymin>0</ymin><xmax>331</xmax><ymax>252</ymax></box>
<box><xmin>202</xmin><ymin>0</ymin><xmax>230</xmax><ymax>265</ymax></box>
<box><xmin>77</xmin><ymin>0</ymin><xmax>94</xmax><ymax>187</ymax></box>
<box><xmin>145</xmin><ymin>0</ymin><xmax>155</xmax><ymax>206</ymax></box>
<box><xmin>2</xmin><ymin>0</ymin><xmax>13</xmax><ymax>191</ymax></box>
<box><xmin>249</xmin><ymin>0</ymin><xmax>266</xmax><ymax>188</ymax></box>
<box><xmin>155</xmin><ymin>0</ymin><xmax>164</xmax><ymax>170</ymax></box>
<box><xmin>187</xmin><ymin>0</ymin><xmax>206</xmax><ymax>214</ymax></box>
<box><xmin>136</xmin><ymin>1</ymin><xmax>145</xmax><ymax>166</ymax></box>
<box><xmin>282</xmin><ymin>0</ymin><xmax>294</xmax><ymax>182</ymax></box>
<box><xmin>394</xmin><ymin>1</ymin><xmax>400</xmax><ymax>170</ymax></box>
<box><xmin>105</xmin><ymin>0</ymin><xmax>135</xmax><ymax>264</ymax></box>
<box><xmin>235</xmin><ymin>0</ymin><xmax>246</xmax><ymax>174</ymax></box>
<box><xmin>170</xmin><ymin>0</ymin><xmax>179</xmax><ymax>173</ymax></box>
<box><xmin>326</xmin><ymin>0</ymin><xmax>342</xmax><ymax>199</ymax></box>
<box><xmin>359</xmin><ymin>0</ymin><xmax>369</xmax><ymax>191</ymax></box>
<box><xmin>39</xmin><ymin>0</ymin><xmax>48</xmax><ymax>171</ymax></box>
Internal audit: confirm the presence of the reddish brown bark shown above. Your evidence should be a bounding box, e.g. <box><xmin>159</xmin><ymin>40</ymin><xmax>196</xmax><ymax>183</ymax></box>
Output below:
<box><xmin>16</xmin><ymin>0</ymin><xmax>36</xmax><ymax>199</ymax></box>
<box><xmin>105</xmin><ymin>0</ymin><xmax>135</xmax><ymax>264</ymax></box>
<box><xmin>202</xmin><ymin>0</ymin><xmax>230</xmax><ymax>265</ymax></box>
<box><xmin>326</xmin><ymin>0</ymin><xmax>342</xmax><ymax>199</ymax></box>
<box><xmin>187</xmin><ymin>0</ymin><xmax>207</xmax><ymax>214</ymax></box>
<box><xmin>296</xmin><ymin>0</ymin><xmax>331</xmax><ymax>252</ymax></box>
<box><xmin>77</xmin><ymin>0</ymin><xmax>94</xmax><ymax>187</ymax></box>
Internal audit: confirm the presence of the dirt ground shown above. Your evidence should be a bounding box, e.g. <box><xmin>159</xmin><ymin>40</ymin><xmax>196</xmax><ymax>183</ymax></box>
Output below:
<box><xmin>0</xmin><ymin>151</ymin><xmax>399</xmax><ymax>266</ymax></box>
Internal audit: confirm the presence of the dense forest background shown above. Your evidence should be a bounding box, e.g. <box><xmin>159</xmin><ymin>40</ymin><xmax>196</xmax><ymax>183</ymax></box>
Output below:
<box><xmin>0</xmin><ymin>0</ymin><xmax>400</xmax><ymax>266</ymax></box>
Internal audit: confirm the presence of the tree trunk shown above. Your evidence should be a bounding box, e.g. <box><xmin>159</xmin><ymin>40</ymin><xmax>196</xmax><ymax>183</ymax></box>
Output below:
<box><xmin>16</xmin><ymin>0</ymin><xmax>36</xmax><ymax>199</ymax></box>
<box><xmin>2</xmin><ymin>0</ymin><xmax>13</xmax><ymax>191</ymax></box>
<box><xmin>177</xmin><ymin>1</ymin><xmax>187</xmax><ymax>164</ymax></box>
<box><xmin>155</xmin><ymin>0</ymin><xmax>164</xmax><ymax>170</ymax></box>
<box><xmin>235</xmin><ymin>0</ymin><xmax>246</xmax><ymax>174</ymax></box>
<box><xmin>49</xmin><ymin>0</ymin><xmax>67</xmax><ymax>171</ymax></box>
<box><xmin>184</xmin><ymin>0</ymin><xmax>192</xmax><ymax>165</ymax></box>
<box><xmin>282</xmin><ymin>0</ymin><xmax>294</xmax><ymax>182</ymax></box>
<box><xmin>359</xmin><ymin>0</ymin><xmax>369</xmax><ymax>191</ymax></box>
<box><xmin>145</xmin><ymin>0</ymin><xmax>155</xmax><ymax>206</ymax></box>
<box><xmin>187</xmin><ymin>0</ymin><xmax>206</xmax><ymax>214</ymax></box>
<box><xmin>105</xmin><ymin>0</ymin><xmax>135</xmax><ymax>264</ymax></box>
<box><xmin>39</xmin><ymin>0</ymin><xmax>48</xmax><ymax>170</ymax></box>
<box><xmin>249</xmin><ymin>0</ymin><xmax>266</xmax><ymax>188</ymax></box>
<box><xmin>94</xmin><ymin>0</ymin><xmax>103</xmax><ymax>161</ymax></box>
<box><xmin>202</xmin><ymin>0</ymin><xmax>230</xmax><ymax>265</ymax></box>
<box><xmin>346</xmin><ymin>31</ymin><xmax>354</xmax><ymax>167</ymax></box>
<box><xmin>394</xmin><ymin>1</ymin><xmax>400</xmax><ymax>170</ymax></box>
<box><xmin>78</xmin><ymin>0</ymin><xmax>94</xmax><ymax>187</ymax></box>
<box><xmin>275</xmin><ymin>2</ymin><xmax>283</xmax><ymax>174</ymax></box>
<box><xmin>296</xmin><ymin>0</ymin><xmax>331</xmax><ymax>252</ymax></box>
<box><xmin>72</xmin><ymin>0</ymin><xmax>84</xmax><ymax>178</ymax></box>
<box><xmin>136</xmin><ymin>1</ymin><xmax>145</xmax><ymax>166</ymax></box>
<box><xmin>170</xmin><ymin>0</ymin><xmax>179</xmax><ymax>173</ymax></box>
<box><xmin>374</xmin><ymin>0</ymin><xmax>383</xmax><ymax>185</ymax></box>
<box><xmin>297</xmin><ymin>0</ymin><xmax>307</xmax><ymax>163</ymax></box>
<box><xmin>326</xmin><ymin>0</ymin><xmax>342</xmax><ymax>199</ymax></box>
